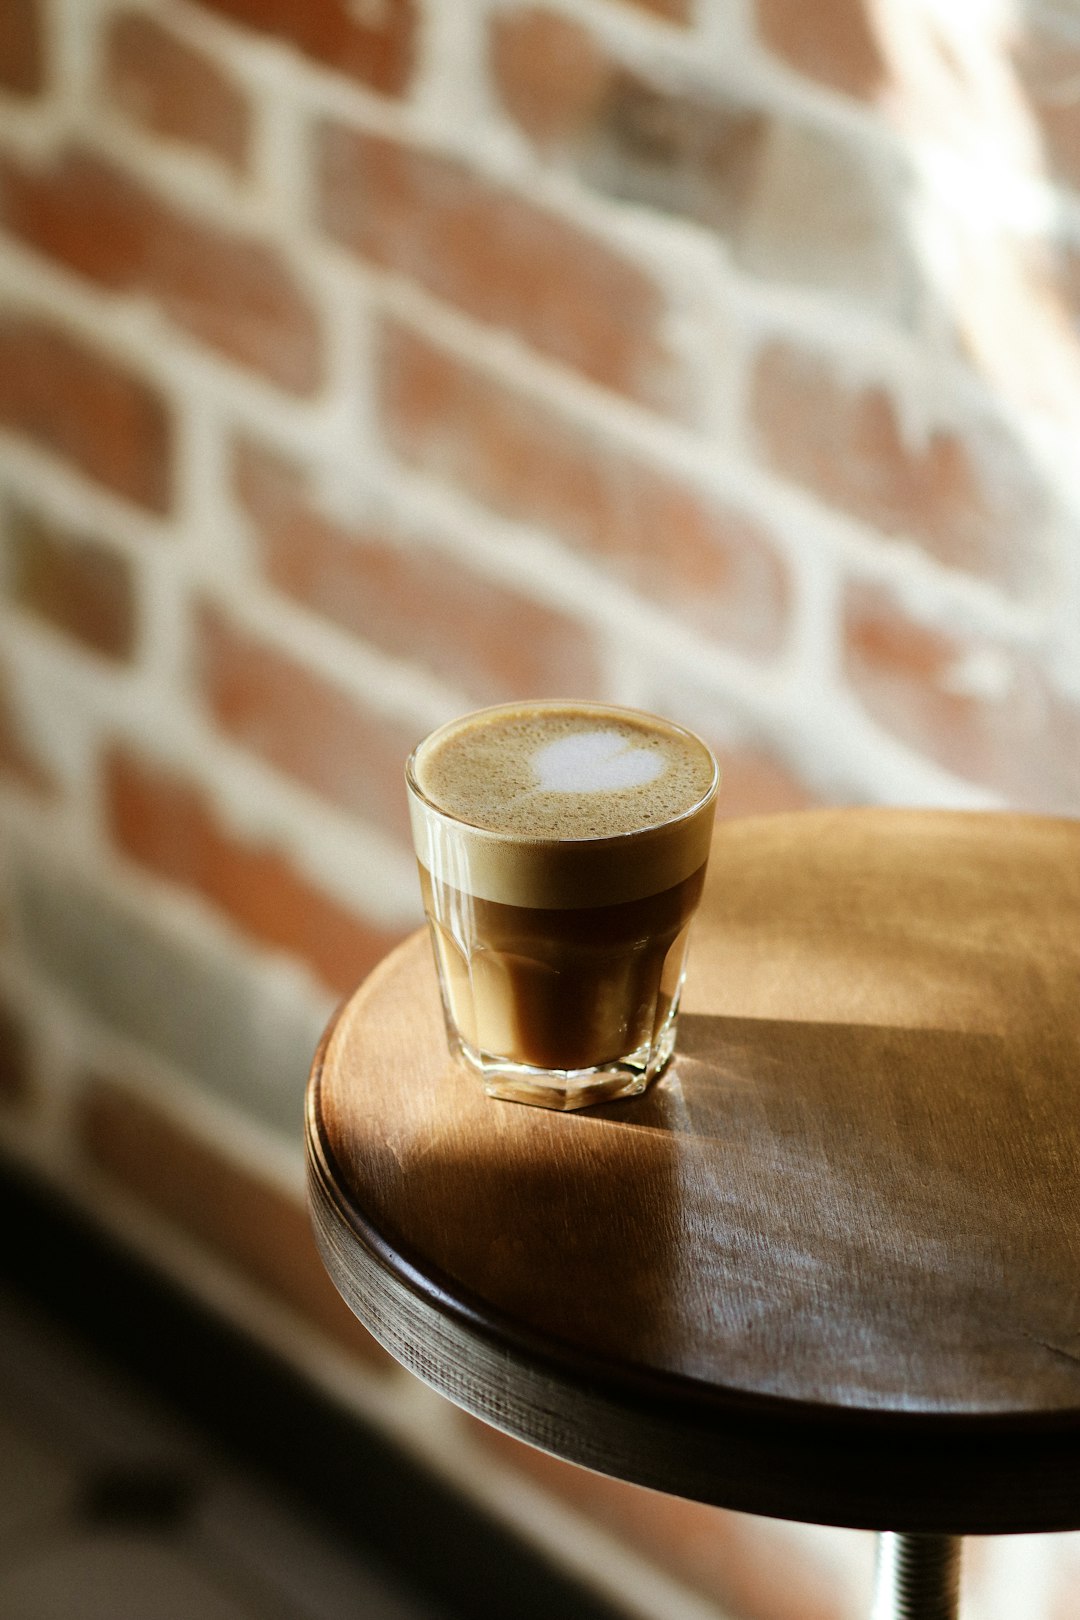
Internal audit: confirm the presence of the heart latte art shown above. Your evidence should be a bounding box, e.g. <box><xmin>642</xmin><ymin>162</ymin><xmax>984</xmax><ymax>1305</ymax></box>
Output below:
<box><xmin>531</xmin><ymin>730</ymin><xmax>665</xmax><ymax>794</ymax></box>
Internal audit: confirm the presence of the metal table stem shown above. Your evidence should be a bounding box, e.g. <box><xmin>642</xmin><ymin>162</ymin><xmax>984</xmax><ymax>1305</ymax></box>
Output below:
<box><xmin>872</xmin><ymin>1533</ymin><xmax>962</xmax><ymax>1620</ymax></box>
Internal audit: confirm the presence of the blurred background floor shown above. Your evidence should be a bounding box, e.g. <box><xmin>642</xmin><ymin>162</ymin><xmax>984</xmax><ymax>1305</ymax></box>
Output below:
<box><xmin>0</xmin><ymin>1283</ymin><xmax>443</xmax><ymax>1620</ymax></box>
<box><xmin>0</xmin><ymin>1165</ymin><xmax>627</xmax><ymax>1620</ymax></box>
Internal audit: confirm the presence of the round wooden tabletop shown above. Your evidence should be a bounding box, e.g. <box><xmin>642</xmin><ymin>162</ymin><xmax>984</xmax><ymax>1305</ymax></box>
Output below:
<box><xmin>306</xmin><ymin>809</ymin><xmax>1080</xmax><ymax>1534</ymax></box>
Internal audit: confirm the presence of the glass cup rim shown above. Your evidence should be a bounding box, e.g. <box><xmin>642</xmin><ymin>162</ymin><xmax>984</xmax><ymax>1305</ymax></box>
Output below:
<box><xmin>405</xmin><ymin>699</ymin><xmax>720</xmax><ymax>848</ymax></box>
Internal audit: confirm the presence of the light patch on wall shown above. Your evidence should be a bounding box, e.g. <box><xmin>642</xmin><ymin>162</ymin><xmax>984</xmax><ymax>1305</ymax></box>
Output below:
<box><xmin>872</xmin><ymin>0</ymin><xmax>1080</xmax><ymax>420</ymax></box>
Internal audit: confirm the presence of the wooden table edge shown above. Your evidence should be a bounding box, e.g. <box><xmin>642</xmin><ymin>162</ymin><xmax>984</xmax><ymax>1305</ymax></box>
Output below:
<box><xmin>305</xmin><ymin>957</ymin><xmax>1080</xmax><ymax>1536</ymax></box>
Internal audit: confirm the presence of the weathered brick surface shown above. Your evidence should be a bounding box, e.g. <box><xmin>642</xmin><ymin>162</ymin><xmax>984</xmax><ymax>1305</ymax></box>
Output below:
<box><xmin>191</xmin><ymin>0</ymin><xmax>416</xmax><ymax>97</ymax></box>
<box><xmin>756</xmin><ymin>0</ymin><xmax>887</xmax><ymax>101</ymax></box>
<box><xmin>105</xmin><ymin>744</ymin><xmax>405</xmax><ymax>996</ymax></box>
<box><xmin>845</xmin><ymin>581</ymin><xmax>1080</xmax><ymax>813</ymax></box>
<box><xmin>0</xmin><ymin>0</ymin><xmax>44</xmax><ymax>95</ymax></box>
<box><xmin>0</xmin><ymin>146</ymin><xmax>322</xmax><ymax>393</ymax></box>
<box><xmin>0</xmin><ymin>994</ymin><xmax>31</xmax><ymax>1104</ymax></box>
<box><xmin>381</xmin><ymin>322</ymin><xmax>790</xmax><ymax>659</ymax></box>
<box><xmin>195</xmin><ymin>601</ymin><xmax>419</xmax><ymax>841</ymax></box>
<box><xmin>751</xmin><ymin>341</ymin><xmax>1040</xmax><ymax>590</ymax></box>
<box><xmin>12</xmin><ymin>850</ymin><xmax>324</xmax><ymax>1138</ymax></box>
<box><xmin>490</xmin><ymin>11</ymin><xmax>904</xmax><ymax>311</ymax></box>
<box><xmin>234</xmin><ymin>438</ymin><xmax>604</xmax><ymax>704</ymax></box>
<box><xmin>0</xmin><ymin>314</ymin><xmax>172</xmax><ymax>512</ymax></box>
<box><xmin>318</xmin><ymin>122</ymin><xmax>680</xmax><ymax>409</ymax></box>
<box><xmin>79</xmin><ymin>1073</ymin><xmax>391</xmax><ymax>1365</ymax></box>
<box><xmin>7</xmin><ymin>502</ymin><xmax>136</xmax><ymax>661</ymax></box>
<box><xmin>103</xmin><ymin>12</ymin><xmax>250</xmax><ymax>173</ymax></box>
<box><xmin>491</xmin><ymin>13</ymin><xmax>769</xmax><ymax>233</ymax></box>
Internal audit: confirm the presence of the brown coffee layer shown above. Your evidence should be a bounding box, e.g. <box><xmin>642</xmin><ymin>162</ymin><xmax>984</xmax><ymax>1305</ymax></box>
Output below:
<box><xmin>420</xmin><ymin>863</ymin><xmax>705</xmax><ymax>1070</ymax></box>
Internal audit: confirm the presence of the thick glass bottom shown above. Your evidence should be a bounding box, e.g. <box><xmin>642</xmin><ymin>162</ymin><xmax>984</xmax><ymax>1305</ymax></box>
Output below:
<box><xmin>453</xmin><ymin>998</ymin><xmax>680</xmax><ymax>1111</ymax></box>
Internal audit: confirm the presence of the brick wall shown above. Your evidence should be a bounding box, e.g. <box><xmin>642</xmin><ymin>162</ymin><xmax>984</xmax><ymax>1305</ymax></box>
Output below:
<box><xmin>1</xmin><ymin>2</ymin><xmax>1079</xmax><ymax>1617</ymax></box>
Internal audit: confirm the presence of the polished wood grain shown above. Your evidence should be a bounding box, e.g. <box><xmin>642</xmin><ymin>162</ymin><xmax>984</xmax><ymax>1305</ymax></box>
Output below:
<box><xmin>307</xmin><ymin>810</ymin><xmax>1080</xmax><ymax>1533</ymax></box>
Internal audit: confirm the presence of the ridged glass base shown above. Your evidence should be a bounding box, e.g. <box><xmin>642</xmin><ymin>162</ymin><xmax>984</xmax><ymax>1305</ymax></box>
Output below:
<box><xmin>454</xmin><ymin>999</ymin><xmax>680</xmax><ymax>1111</ymax></box>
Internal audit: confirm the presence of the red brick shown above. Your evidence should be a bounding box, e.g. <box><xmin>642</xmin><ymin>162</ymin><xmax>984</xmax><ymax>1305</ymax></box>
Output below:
<box><xmin>844</xmin><ymin>581</ymin><xmax>1080</xmax><ymax>812</ymax></box>
<box><xmin>0</xmin><ymin>656</ymin><xmax>55</xmax><ymax>794</ymax></box>
<box><xmin>79</xmin><ymin>1073</ymin><xmax>392</xmax><ymax>1366</ymax></box>
<box><xmin>756</xmin><ymin>0</ymin><xmax>886</xmax><ymax>101</ymax></box>
<box><xmin>233</xmin><ymin>438</ymin><xmax>604</xmax><ymax>704</ymax></box>
<box><xmin>195</xmin><ymin>601</ymin><xmax>418</xmax><ymax>840</ymax></box>
<box><xmin>0</xmin><ymin>994</ymin><xmax>31</xmax><ymax>1104</ymax></box>
<box><xmin>380</xmin><ymin>321</ymin><xmax>790</xmax><ymax>659</ymax></box>
<box><xmin>489</xmin><ymin>10</ymin><xmax>617</xmax><ymax>149</ymax></box>
<box><xmin>0</xmin><ymin>145</ymin><xmax>321</xmax><ymax>393</ymax></box>
<box><xmin>105</xmin><ymin>744</ymin><xmax>405</xmax><ymax>996</ymax></box>
<box><xmin>469</xmin><ymin>1422</ymin><xmax>866</xmax><ymax>1620</ymax></box>
<box><xmin>715</xmin><ymin>749</ymin><xmax>817</xmax><ymax>816</ymax></box>
<box><xmin>0</xmin><ymin>0</ymin><xmax>44</xmax><ymax>95</ymax></box>
<box><xmin>0</xmin><ymin>314</ymin><xmax>171</xmax><ymax>512</ymax></box>
<box><xmin>751</xmin><ymin>341</ymin><xmax>1036</xmax><ymax>590</ymax></box>
<box><xmin>318</xmin><ymin>123</ymin><xmax>679</xmax><ymax>410</ymax></box>
<box><xmin>8</xmin><ymin>503</ymin><xmax>136</xmax><ymax>661</ymax></box>
<box><xmin>104</xmin><ymin>12</ymin><xmax>250</xmax><ymax>172</ymax></box>
<box><xmin>191</xmin><ymin>0</ymin><xmax>416</xmax><ymax>98</ymax></box>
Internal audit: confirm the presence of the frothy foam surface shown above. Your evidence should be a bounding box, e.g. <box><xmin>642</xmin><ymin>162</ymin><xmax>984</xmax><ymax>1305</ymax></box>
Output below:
<box><xmin>413</xmin><ymin>703</ymin><xmax>716</xmax><ymax>840</ymax></box>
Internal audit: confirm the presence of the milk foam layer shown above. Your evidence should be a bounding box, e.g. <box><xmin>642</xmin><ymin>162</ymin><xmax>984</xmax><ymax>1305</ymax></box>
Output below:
<box><xmin>407</xmin><ymin>702</ymin><xmax>719</xmax><ymax>909</ymax></box>
<box><xmin>413</xmin><ymin>703</ymin><xmax>715</xmax><ymax>838</ymax></box>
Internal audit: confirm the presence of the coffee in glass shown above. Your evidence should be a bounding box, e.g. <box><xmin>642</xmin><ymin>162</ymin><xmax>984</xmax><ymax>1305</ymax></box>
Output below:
<box><xmin>406</xmin><ymin>700</ymin><xmax>719</xmax><ymax>1109</ymax></box>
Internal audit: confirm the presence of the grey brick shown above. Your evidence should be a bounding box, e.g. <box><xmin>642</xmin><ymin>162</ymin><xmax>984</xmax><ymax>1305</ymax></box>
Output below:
<box><xmin>11</xmin><ymin>851</ymin><xmax>325</xmax><ymax>1138</ymax></box>
<box><xmin>734</xmin><ymin>122</ymin><xmax>916</xmax><ymax>320</ymax></box>
<box><xmin>573</xmin><ymin>75</ymin><xmax>769</xmax><ymax>238</ymax></box>
<box><xmin>556</xmin><ymin>68</ymin><xmax>915</xmax><ymax>318</ymax></box>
